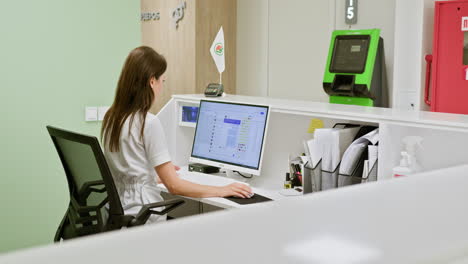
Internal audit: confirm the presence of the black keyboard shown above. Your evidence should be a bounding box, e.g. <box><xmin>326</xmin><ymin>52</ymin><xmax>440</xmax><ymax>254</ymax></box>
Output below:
<box><xmin>224</xmin><ymin>193</ymin><xmax>272</xmax><ymax>205</ymax></box>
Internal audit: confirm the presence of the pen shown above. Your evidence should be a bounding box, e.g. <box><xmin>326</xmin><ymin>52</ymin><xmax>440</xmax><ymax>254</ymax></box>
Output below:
<box><xmin>290</xmin><ymin>163</ymin><xmax>297</xmax><ymax>174</ymax></box>
<box><xmin>295</xmin><ymin>164</ymin><xmax>301</xmax><ymax>173</ymax></box>
<box><xmin>295</xmin><ymin>171</ymin><xmax>302</xmax><ymax>185</ymax></box>
<box><xmin>288</xmin><ymin>155</ymin><xmax>293</xmax><ymax>178</ymax></box>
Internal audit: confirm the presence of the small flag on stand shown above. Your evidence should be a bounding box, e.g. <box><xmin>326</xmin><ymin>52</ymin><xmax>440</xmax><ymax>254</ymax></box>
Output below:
<box><xmin>210</xmin><ymin>27</ymin><xmax>225</xmax><ymax>83</ymax></box>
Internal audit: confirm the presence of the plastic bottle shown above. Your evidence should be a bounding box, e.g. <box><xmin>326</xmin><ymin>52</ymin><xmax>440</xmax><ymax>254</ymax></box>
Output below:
<box><xmin>392</xmin><ymin>136</ymin><xmax>423</xmax><ymax>178</ymax></box>
<box><xmin>393</xmin><ymin>151</ymin><xmax>411</xmax><ymax>177</ymax></box>
<box><xmin>284</xmin><ymin>173</ymin><xmax>292</xmax><ymax>189</ymax></box>
<box><xmin>402</xmin><ymin>136</ymin><xmax>423</xmax><ymax>173</ymax></box>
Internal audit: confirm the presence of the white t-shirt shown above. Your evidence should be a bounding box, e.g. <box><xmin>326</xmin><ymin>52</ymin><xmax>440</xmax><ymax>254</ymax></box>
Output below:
<box><xmin>104</xmin><ymin>112</ymin><xmax>171</xmax><ymax>223</ymax></box>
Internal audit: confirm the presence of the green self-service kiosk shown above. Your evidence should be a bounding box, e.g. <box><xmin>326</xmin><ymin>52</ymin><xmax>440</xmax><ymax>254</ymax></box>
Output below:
<box><xmin>323</xmin><ymin>29</ymin><xmax>388</xmax><ymax>107</ymax></box>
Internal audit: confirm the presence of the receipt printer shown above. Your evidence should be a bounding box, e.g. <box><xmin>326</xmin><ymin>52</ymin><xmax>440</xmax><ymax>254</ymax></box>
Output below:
<box><xmin>323</xmin><ymin>29</ymin><xmax>388</xmax><ymax>107</ymax></box>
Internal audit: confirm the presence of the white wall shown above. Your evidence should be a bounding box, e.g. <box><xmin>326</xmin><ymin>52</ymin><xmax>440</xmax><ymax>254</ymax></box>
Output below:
<box><xmin>267</xmin><ymin>0</ymin><xmax>334</xmax><ymax>102</ymax></box>
<box><xmin>420</xmin><ymin>0</ymin><xmax>436</xmax><ymax>111</ymax></box>
<box><xmin>393</xmin><ymin>0</ymin><xmax>425</xmax><ymax>110</ymax></box>
<box><xmin>393</xmin><ymin>0</ymin><xmax>435</xmax><ymax>111</ymax></box>
<box><xmin>237</xmin><ymin>0</ymin><xmax>334</xmax><ymax>101</ymax></box>
<box><xmin>236</xmin><ymin>0</ymin><xmax>269</xmax><ymax>96</ymax></box>
<box><xmin>237</xmin><ymin>0</ymin><xmax>398</xmax><ymax>106</ymax></box>
<box><xmin>237</xmin><ymin>0</ymin><xmax>333</xmax><ymax>101</ymax></box>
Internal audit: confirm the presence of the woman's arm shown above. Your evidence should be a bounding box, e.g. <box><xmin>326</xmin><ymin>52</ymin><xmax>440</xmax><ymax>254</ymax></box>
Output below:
<box><xmin>155</xmin><ymin>161</ymin><xmax>253</xmax><ymax>198</ymax></box>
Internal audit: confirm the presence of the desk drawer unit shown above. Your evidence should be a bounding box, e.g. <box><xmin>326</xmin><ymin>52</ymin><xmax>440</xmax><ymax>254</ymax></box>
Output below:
<box><xmin>161</xmin><ymin>192</ymin><xmax>200</xmax><ymax>219</ymax></box>
<box><xmin>201</xmin><ymin>203</ymin><xmax>224</xmax><ymax>214</ymax></box>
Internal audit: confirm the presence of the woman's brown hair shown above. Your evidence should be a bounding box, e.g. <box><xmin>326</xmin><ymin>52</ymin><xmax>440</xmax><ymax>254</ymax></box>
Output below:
<box><xmin>101</xmin><ymin>46</ymin><xmax>167</xmax><ymax>152</ymax></box>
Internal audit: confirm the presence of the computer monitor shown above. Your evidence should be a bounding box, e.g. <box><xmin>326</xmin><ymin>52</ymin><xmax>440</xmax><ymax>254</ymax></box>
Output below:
<box><xmin>190</xmin><ymin>100</ymin><xmax>270</xmax><ymax>176</ymax></box>
<box><xmin>329</xmin><ymin>35</ymin><xmax>370</xmax><ymax>74</ymax></box>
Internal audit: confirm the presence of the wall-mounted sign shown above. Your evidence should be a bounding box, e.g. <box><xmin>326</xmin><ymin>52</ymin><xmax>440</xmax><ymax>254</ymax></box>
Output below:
<box><xmin>345</xmin><ymin>0</ymin><xmax>358</xmax><ymax>25</ymax></box>
<box><xmin>141</xmin><ymin>12</ymin><xmax>160</xmax><ymax>21</ymax></box>
<box><xmin>172</xmin><ymin>1</ymin><xmax>186</xmax><ymax>29</ymax></box>
<box><xmin>462</xmin><ymin>17</ymin><xmax>468</xmax><ymax>31</ymax></box>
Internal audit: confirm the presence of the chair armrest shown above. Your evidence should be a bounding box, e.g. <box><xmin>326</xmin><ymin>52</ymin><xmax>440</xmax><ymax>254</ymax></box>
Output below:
<box><xmin>78</xmin><ymin>180</ymin><xmax>106</xmax><ymax>200</ymax></box>
<box><xmin>130</xmin><ymin>198</ymin><xmax>185</xmax><ymax>226</ymax></box>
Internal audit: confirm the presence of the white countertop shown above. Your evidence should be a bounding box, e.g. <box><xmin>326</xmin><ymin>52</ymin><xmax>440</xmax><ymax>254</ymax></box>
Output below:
<box><xmin>156</xmin><ymin>168</ymin><xmax>287</xmax><ymax>208</ymax></box>
<box><xmin>4</xmin><ymin>164</ymin><xmax>468</xmax><ymax>263</ymax></box>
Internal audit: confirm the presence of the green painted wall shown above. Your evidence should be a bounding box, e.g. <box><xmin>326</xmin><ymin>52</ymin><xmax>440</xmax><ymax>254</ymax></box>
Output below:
<box><xmin>0</xmin><ymin>0</ymin><xmax>140</xmax><ymax>254</ymax></box>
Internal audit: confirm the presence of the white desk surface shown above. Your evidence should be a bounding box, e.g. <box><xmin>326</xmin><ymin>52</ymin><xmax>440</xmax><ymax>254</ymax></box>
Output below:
<box><xmin>156</xmin><ymin>168</ymin><xmax>287</xmax><ymax>208</ymax></box>
<box><xmin>3</xmin><ymin>164</ymin><xmax>468</xmax><ymax>264</ymax></box>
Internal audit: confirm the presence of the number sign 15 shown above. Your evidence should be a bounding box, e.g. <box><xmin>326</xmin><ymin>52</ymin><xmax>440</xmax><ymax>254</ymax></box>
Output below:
<box><xmin>345</xmin><ymin>0</ymin><xmax>358</xmax><ymax>25</ymax></box>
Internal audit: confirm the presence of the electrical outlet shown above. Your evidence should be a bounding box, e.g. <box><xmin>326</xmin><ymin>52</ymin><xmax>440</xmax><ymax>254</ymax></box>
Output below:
<box><xmin>85</xmin><ymin>107</ymin><xmax>98</xmax><ymax>121</ymax></box>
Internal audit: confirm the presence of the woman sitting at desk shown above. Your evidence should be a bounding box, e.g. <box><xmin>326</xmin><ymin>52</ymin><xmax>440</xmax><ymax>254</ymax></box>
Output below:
<box><xmin>101</xmin><ymin>46</ymin><xmax>252</xmax><ymax>223</ymax></box>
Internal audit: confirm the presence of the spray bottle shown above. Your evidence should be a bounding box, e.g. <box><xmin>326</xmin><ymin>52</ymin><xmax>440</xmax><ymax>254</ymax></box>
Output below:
<box><xmin>392</xmin><ymin>136</ymin><xmax>423</xmax><ymax>177</ymax></box>
<box><xmin>393</xmin><ymin>151</ymin><xmax>411</xmax><ymax>178</ymax></box>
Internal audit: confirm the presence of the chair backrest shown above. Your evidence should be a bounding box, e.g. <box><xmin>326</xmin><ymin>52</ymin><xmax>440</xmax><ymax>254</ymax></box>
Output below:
<box><xmin>47</xmin><ymin>126</ymin><xmax>127</xmax><ymax>239</ymax></box>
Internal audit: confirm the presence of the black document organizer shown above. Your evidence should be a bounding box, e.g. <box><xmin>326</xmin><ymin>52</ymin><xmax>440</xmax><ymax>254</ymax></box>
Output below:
<box><xmin>303</xmin><ymin>124</ymin><xmax>379</xmax><ymax>193</ymax></box>
<box><xmin>303</xmin><ymin>158</ymin><xmax>378</xmax><ymax>192</ymax></box>
<box><xmin>338</xmin><ymin>159</ymin><xmax>378</xmax><ymax>187</ymax></box>
<box><xmin>337</xmin><ymin>125</ymin><xmax>379</xmax><ymax>187</ymax></box>
<box><xmin>224</xmin><ymin>193</ymin><xmax>272</xmax><ymax>205</ymax></box>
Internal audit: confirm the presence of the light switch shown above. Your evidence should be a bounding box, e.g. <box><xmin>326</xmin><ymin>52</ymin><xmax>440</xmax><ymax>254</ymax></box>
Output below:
<box><xmin>98</xmin><ymin>106</ymin><xmax>110</xmax><ymax>121</ymax></box>
<box><xmin>85</xmin><ymin>107</ymin><xmax>98</xmax><ymax>121</ymax></box>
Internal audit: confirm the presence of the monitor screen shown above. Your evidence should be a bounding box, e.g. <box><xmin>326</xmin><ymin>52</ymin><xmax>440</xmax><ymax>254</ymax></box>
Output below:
<box><xmin>329</xmin><ymin>35</ymin><xmax>370</xmax><ymax>74</ymax></box>
<box><xmin>190</xmin><ymin>100</ymin><xmax>269</xmax><ymax>175</ymax></box>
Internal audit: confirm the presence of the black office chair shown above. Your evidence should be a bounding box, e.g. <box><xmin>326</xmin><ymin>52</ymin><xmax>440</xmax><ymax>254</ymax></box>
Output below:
<box><xmin>47</xmin><ymin>126</ymin><xmax>184</xmax><ymax>242</ymax></box>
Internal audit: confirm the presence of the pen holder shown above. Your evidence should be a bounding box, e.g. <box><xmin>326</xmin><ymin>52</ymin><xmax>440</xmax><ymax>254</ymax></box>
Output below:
<box><xmin>303</xmin><ymin>160</ymin><xmax>322</xmax><ymax>194</ymax></box>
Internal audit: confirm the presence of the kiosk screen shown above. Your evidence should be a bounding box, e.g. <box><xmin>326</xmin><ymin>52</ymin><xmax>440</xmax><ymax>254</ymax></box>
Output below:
<box><xmin>330</xmin><ymin>35</ymin><xmax>370</xmax><ymax>74</ymax></box>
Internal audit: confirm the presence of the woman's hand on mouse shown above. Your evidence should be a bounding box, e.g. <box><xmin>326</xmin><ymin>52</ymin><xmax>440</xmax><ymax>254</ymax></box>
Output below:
<box><xmin>220</xmin><ymin>183</ymin><xmax>252</xmax><ymax>198</ymax></box>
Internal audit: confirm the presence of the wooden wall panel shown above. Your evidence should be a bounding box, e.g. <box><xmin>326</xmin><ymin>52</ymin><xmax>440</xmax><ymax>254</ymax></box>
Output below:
<box><xmin>141</xmin><ymin>0</ymin><xmax>196</xmax><ymax>113</ymax></box>
<box><xmin>195</xmin><ymin>0</ymin><xmax>237</xmax><ymax>94</ymax></box>
<box><xmin>141</xmin><ymin>0</ymin><xmax>236</xmax><ymax>113</ymax></box>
